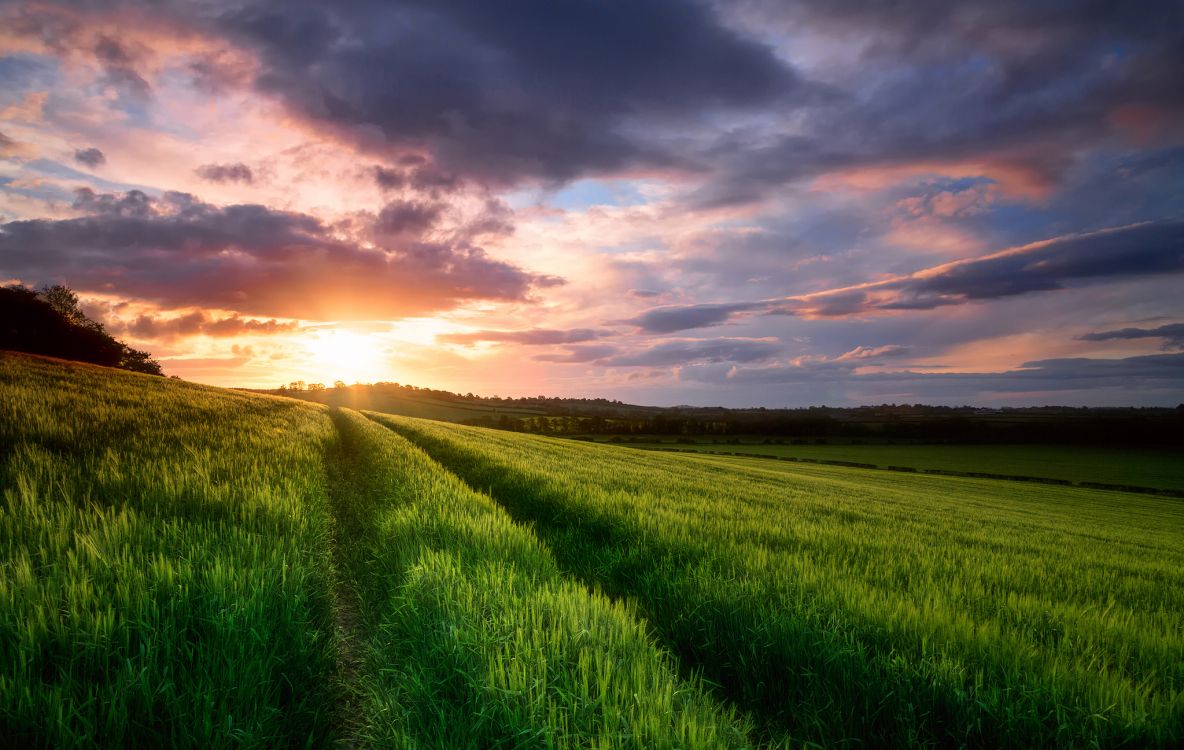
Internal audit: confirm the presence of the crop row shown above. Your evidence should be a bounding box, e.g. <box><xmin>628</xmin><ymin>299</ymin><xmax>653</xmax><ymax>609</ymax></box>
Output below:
<box><xmin>380</xmin><ymin>414</ymin><xmax>1184</xmax><ymax>749</ymax></box>
<box><xmin>326</xmin><ymin>408</ymin><xmax>752</xmax><ymax>747</ymax></box>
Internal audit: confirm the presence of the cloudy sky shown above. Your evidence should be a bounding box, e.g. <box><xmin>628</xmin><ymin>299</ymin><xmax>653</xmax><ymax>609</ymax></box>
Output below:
<box><xmin>1</xmin><ymin>0</ymin><xmax>1182</xmax><ymax>406</ymax></box>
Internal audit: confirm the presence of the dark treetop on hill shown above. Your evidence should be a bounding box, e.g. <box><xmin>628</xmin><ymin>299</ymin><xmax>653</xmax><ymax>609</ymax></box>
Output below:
<box><xmin>0</xmin><ymin>284</ymin><xmax>163</xmax><ymax>375</ymax></box>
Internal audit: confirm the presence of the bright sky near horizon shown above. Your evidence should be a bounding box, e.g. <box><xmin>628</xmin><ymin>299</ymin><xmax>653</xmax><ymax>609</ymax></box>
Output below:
<box><xmin>1</xmin><ymin>1</ymin><xmax>1182</xmax><ymax>406</ymax></box>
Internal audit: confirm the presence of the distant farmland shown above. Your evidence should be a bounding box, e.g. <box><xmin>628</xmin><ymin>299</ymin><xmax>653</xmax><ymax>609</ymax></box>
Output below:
<box><xmin>597</xmin><ymin>438</ymin><xmax>1184</xmax><ymax>493</ymax></box>
<box><xmin>3</xmin><ymin>351</ymin><xmax>1182</xmax><ymax>748</ymax></box>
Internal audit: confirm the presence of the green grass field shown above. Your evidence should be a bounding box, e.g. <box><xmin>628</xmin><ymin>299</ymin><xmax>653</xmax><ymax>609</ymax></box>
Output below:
<box><xmin>0</xmin><ymin>354</ymin><xmax>341</xmax><ymax>746</ymax></box>
<box><xmin>3</xmin><ymin>351</ymin><xmax>1182</xmax><ymax>747</ymax></box>
<box><xmin>385</xmin><ymin>417</ymin><xmax>1184</xmax><ymax>748</ymax></box>
<box><xmin>589</xmin><ymin>438</ymin><xmax>1184</xmax><ymax>492</ymax></box>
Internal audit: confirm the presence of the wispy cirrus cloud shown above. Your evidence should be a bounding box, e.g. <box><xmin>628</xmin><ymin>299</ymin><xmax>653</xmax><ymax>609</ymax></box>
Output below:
<box><xmin>440</xmin><ymin>328</ymin><xmax>610</xmax><ymax>346</ymax></box>
<box><xmin>629</xmin><ymin>221</ymin><xmax>1184</xmax><ymax>332</ymax></box>
<box><xmin>534</xmin><ymin>344</ymin><xmax>621</xmax><ymax>364</ymax></box>
<box><xmin>1080</xmin><ymin>323</ymin><xmax>1184</xmax><ymax>350</ymax></box>
<box><xmin>626</xmin><ymin>302</ymin><xmax>770</xmax><ymax>334</ymax></box>
<box><xmin>602</xmin><ymin>337</ymin><xmax>782</xmax><ymax>367</ymax></box>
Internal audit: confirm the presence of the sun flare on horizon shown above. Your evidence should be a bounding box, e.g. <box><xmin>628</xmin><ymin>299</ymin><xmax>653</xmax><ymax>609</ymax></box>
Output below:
<box><xmin>303</xmin><ymin>329</ymin><xmax>387</xmax><ymax>385</ymax></box>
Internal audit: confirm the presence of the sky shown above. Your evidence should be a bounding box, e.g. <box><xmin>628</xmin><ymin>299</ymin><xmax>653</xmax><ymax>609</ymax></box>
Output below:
<box><xmin>1</xmin><ymin>0</ymin><xmax>1182</xmax><ymax>407</ymax></box>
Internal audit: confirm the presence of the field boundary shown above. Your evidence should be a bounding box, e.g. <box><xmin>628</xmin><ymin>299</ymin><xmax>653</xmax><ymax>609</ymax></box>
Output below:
<box><xmin>635</xmin><ymin>446</ymin><xmax>1184</xmax><ymax>498</ymax></box>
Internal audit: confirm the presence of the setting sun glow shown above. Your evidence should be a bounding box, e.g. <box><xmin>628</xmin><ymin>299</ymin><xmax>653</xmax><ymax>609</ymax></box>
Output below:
<box><xmin>304</xmin><ymin>330</ymin><xmax>385</xmax><ymax>384</ymax></box>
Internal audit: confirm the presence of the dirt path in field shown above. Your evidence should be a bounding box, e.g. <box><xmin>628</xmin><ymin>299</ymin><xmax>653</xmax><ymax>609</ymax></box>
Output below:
<box><xmin>323</xmin><ymin>410</ymin><xmax>369</xmax><ymax>748</ymax></box>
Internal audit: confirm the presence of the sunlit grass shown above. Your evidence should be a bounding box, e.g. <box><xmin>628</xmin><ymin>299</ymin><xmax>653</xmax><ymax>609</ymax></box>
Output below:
<box><xmin>0</xmin><ymin>354</ymin><xmax>340</xmax><ymax>747</ymax></box>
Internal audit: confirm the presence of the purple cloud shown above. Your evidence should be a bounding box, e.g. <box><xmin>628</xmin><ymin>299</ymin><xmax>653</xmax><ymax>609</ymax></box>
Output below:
<box><xmin>1079</xmin><ymin>322</ymin><xmax>1184</xmax><ymax>350</ymax></box>
<box><xmin>120</xmin><ymin>311</ymin><xmax>299</xmax><ymax>339</ymax></box>
<box><xmin>603</xmin><ymin>338</ymin><xmax>781</xmax><ymax>367</ymax></box>
<box><xmin>627</xmin><ymin>302</ymin><xmax>771</xmax><ymax>334</ymax></box>
<box><xmin>195</xmin><ymin>162</ymin><xmax>254</xmax><ymax>183</ymax></box>
<box><xmin>0</xmin><ymin>188</ymin><xmax>560</xmax><ymax>320</ymax></box>
<box><xmin>73</xmin><ymin>147</ymin><xmax>106</xmax><ymax>167</ymax></box>
<box><xmin>629</xmin><ymin>222</ymin><xmax>1184</xmax><ymax>332</ymax></box>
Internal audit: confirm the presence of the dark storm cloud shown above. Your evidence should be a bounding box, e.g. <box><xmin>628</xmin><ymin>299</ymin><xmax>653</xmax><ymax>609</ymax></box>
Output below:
<box><xmin>73</xmin><ymin>147</ymin><xmax>106</xmax><ymax>167</ymax></box>
<box><xmin>0</xmin><ymin>188</ymin><xmax>558</xmax><ymax>320</ymax></box>
<box><xmin>1080</xmin><ymin>323</ymin><xmax>1184</xmax><ymax>350</ymax></box>
<box><xmin>12</xmin><ymin>0</ymin><xmax>1180</xmax><ymax>204</ymax></box>
<box><xmin>629</xmin><ymin>221</ymin><xmax>1184</xmax><ymax>331</ymax></box>
<box><xmin>603</xmin><ymin>338</ymin><xmax>781</xmax><ymax>367</ymax></box>
<box><xmin>9</xmin><ymin>0</ymin><xmax>1184</xmax><ymax>208</ymax></box>
<box><xmin>732</xmin><ymin>1</ymin><xmax>1182</xmax><ymax>61</ymax></box>
<box><xmin>194</xmin><ymin>162</ymin><xmax>254</xmax><ymax>184</ymax></box>
<box><xmin>210</xmin><ymin>0</ymin><xmax>803</xmax><ymax>184</ymax></box>
<box><xmin>440</xmin><ymin>328</ymin><xmax>609</xmax><ymax>346</ymax></box>
<box><xmin>688</xmin><ymin>1</ymin><xmax>1184</xmax><ymax>206</ymax></box>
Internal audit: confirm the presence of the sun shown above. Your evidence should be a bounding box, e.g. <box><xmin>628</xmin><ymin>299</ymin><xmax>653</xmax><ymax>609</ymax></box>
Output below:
<box><xmin>304</xmin><ymin>330</ymin><xmax>386</xmax><ymax>384</ymax></box>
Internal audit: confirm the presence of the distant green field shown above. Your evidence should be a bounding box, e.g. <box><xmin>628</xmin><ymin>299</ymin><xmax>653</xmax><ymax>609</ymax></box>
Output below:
<box><xmin>4</xmin><ymin>351</ymin><xmax>1182</xmax><ymax>748</ymax></box>
<box><xmin>593</xmin><ymin>438</ymin><xmax>1184</xmax><ymax>491</ymax></box>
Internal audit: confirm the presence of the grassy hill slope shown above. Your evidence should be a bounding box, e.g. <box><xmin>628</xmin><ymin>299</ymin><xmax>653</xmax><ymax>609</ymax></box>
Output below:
<box><xmin>1</xmin><ymin>352</ymin><xmax>340</xmax><ymax>746</ymax></box>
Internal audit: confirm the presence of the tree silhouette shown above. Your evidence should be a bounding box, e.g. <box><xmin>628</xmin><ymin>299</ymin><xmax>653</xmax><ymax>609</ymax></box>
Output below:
<box><xmin>0</xmin><ymin>284</ymin><xmax>164</xmax><ymax>375</ymax></box>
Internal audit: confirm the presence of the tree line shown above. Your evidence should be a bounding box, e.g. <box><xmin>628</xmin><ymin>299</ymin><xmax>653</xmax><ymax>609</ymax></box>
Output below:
<box><xmin>462</xmin><ymin>408</ymin><xmax>1184</xmax><ymax>445</ymax></box>
<box><xmin>0</xmin><ymin>284</ymin><xmax>163</xmax><ymax>375</ymax></box>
